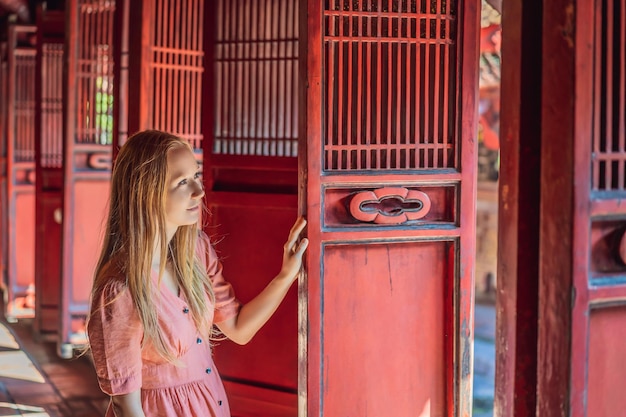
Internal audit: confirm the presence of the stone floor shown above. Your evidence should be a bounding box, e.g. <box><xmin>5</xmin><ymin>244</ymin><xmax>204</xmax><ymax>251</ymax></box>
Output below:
<box><xmin>0</xmin><ymin>319</ymin><xmax>108</xmax><ymax>417</ymax></box>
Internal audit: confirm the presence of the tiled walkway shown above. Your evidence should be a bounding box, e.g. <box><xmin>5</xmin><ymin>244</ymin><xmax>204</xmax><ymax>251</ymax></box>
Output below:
<box><xmin>0</xmin><ymin>319</ymin><xmax>107</xmax><ymax>417</ymax></box>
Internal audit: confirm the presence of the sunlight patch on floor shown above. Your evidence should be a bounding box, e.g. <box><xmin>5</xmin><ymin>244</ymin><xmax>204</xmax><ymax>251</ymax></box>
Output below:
<box><xmin>0</xmin><ymin>401</ymin><xmax>49</xmax><ymax>416</ymax></box>
<box><xmin>0</xmin><ymin>351</ymin><xmax>45</xmax><ymax>383</ymax></box>
<box><xmin>0</xmin><ymin>324</ymin><xmax>19</xmax><ymax>350</ymax></box>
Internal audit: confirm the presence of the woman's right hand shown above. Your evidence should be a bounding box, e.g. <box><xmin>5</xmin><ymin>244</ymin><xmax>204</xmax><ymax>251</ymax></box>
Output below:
<box><xmin>278</xmin><ymin>216</ymin><xmax>309</xmax><ymax>283</ymax></box>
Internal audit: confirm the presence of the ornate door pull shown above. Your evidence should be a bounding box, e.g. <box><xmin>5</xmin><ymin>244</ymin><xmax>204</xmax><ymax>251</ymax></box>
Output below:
<box><xmin>349</xmin><ymin>187</ymin><xmax>432</xmax><ymax>224</ymax></box>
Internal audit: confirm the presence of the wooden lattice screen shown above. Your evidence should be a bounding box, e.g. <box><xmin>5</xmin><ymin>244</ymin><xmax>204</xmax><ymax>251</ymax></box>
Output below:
<box><xmin>14</xmin><ymin>50</ymin><xmax>36</xmax><ymax>163</ymax></box>
<box><xmin>592</xmin><ymin>0</ymin><xmax>626</xmax><ymax>191</ymax></box>
<box><xmin>41</xmin><ymin>43</ymin><xmax>63</xmax><ymax>168</ymax></box>
<box><xmin>323</xmin><ymin>0</ymin><xmax>457</xmax><ymax>171</ymax></box>
<box><xmin>214</xmin><ymin>0</ymin><xmax>299</xmax><ymax>157</ymax></box>
<box><xmin>75</xmin><ymin>0</ymin><xmax>115</xmax><ymax>146</ymax></box>
<box><xmin>151</xmin><ymin>0</ymin><xmax>205</xmax><ymax>149</ymax></box>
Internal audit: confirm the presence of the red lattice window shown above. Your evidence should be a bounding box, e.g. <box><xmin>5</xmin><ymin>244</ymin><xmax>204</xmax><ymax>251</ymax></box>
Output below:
<box><xmin>592</xmin><ymin>0</ymin><xmax>626</xmax><ymax>191</ymax></box>
<box><xmin>152</xmin><ymin>0</ymin><xmax>205</xmax><ymax>150</ymax></box>
<box><xmin>214</xmin><ymin>0</ymin><xmax>299</xmax><ymax>157</ymax></box>
<box><xmin>41</xmin><ymin>43</ymin><xmax>63</xmax><ymax>168</ymax></box>
<box><xmin>14</xmin><ymin>49</ymin><xmax>36</xmax><ymax>163</ymax></box>
<box><xmin>75</xmin><ymin>0</ymin><xmax>115</xmax><ymax>146</ymax></box>
<box><xmin>323</xmin><ymin>0</ymin><xmax>458</xmax><ymax>171</ymax></box>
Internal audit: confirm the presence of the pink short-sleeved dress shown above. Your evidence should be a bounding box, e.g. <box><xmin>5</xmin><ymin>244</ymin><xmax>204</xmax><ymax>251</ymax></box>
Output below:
<box><xmin>87</xmin><ymin>235</ymin><xmax>242</xmax><ymax>417</ymax></box>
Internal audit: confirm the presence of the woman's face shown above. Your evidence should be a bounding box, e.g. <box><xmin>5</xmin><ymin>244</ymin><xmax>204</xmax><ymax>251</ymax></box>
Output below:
<box><xmin>164</xmin><ymin>145</ymin><xmax>205</xmax><ymax>236</ymax></box>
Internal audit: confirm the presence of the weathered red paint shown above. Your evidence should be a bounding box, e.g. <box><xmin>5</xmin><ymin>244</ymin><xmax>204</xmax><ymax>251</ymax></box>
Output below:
<box><xmin>495</xmin><ymin>0</ymin><xmax>542</xmax><ymax>415</ymax></box>
<box><xmin>302</xmin><ymin>1</ymin><xmax>479</xmax><ymax>416</ymax></box>
<box><xmin>499</xmin><ymin>0</ymin><xmax>626</xmax><ymax>415</ymax></box>
<box><xmin>571</xmin><ymin>0</ymin><xmax>626</xmax><ymax>415</ymax></box>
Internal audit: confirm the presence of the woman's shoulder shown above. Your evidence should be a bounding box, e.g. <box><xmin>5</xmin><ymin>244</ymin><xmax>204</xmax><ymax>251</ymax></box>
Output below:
<box><xmin>94</xmin><ymin>258</ymin><xmax>129</xmax><ymax>297</ymax></box>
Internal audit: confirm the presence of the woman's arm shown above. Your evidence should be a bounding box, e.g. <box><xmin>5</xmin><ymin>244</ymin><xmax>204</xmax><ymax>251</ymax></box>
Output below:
<box><xmin>216</xmin><ymin>217</ymin><xmax>308</xmax><ymax>345</ymax></box>
<box><xmin>111</xmin><ymin>390</ymin><xmax>146</xmax><ymax>417</ymax></box>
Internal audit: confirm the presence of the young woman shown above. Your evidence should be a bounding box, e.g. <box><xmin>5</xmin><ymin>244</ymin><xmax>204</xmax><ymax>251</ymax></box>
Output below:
<box><xmin>87</xmin><ymin>130</ymin><xmax>308</xmax><ymax>417</ymax></box>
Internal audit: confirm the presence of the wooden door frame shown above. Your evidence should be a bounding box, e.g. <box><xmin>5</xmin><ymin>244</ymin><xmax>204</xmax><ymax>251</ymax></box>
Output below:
<box><xmin>495</xmin><ymin>0</ymin><xmax>543</xmax><ymax>414</ymax></box>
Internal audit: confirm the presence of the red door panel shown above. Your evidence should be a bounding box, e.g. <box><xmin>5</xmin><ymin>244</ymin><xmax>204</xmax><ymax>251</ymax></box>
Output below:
<box><xmin>586</xmin><ymin>306</ymin><xmax>626</xmax><ymax>417</ymax></box>
<box><xmin>208</xmin><ymin>194</ymin><xmax>298</xmax><ymax>414</ymax></box>
<box><xmin>321</xmin><ymin>242</ymin><xmax>450</xmax><ymax>416</ymax></box>
<box><xmin>14</xmin><ymin>191</ymin><xmax>35</xmax><ymax>303</ymax></box>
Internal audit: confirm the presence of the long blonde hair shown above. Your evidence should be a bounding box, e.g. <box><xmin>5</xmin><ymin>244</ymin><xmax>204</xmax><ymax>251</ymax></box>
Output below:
<box><xmin>91</xmin><ymin>130</ymin><xmax>214</xmax><ymax>362</ymax></box>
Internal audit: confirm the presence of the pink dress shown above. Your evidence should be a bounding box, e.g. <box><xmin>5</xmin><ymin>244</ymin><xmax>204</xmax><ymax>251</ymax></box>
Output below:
<box><xmin>87</xmin><ymin>235</ymin><xmax>241</xmax><ymax>417</ymax></box>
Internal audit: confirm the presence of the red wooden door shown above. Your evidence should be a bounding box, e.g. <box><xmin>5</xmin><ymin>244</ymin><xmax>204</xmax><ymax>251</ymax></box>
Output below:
<box><xmin>59</xmin><ymin>0</ymin><xmax>117</xmax><ymax>358</ymax></box>
<box><xmin>4</xmin><ymin>23</ymin><xmax>37</xmax><ymax>322</ymax></box>
<box><xmin>34</xmin><ymin>8</ymin><xmax>64</xmax><ymax>341</ymax></box>
<box><xmin>570</xmin><ymin>0</ymin><xmax>626</xmax><ymax>415</ymax></box>
<box><xmin>204</xmin><ymin>1</ymin><xmax>301</xmax><ymax>415</ymax></box>
<box><xmin>301</xmin><ymin>1</ymin><xmax>480</xmax><ymax>416</ymax></box>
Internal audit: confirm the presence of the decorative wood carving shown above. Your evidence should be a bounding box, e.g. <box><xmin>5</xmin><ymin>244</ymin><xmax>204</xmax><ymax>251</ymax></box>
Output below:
<box><xmin>349</xmin><ymin>187</ymin><xmax>431</xmax><ymax>224</ymax></box>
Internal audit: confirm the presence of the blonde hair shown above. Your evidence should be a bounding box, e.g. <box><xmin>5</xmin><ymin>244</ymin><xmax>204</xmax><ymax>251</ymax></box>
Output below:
<box><xmin>90</xmin><ymin>129</ymin><xmax>214</xmax><ymax>363</ymax></box>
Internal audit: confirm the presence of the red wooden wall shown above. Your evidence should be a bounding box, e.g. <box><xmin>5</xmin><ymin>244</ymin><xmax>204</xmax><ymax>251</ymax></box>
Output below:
<box><xmin>3</xmin><ymin>23</ymin><xmax>37</xmax><ymax>322</ymax></box>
